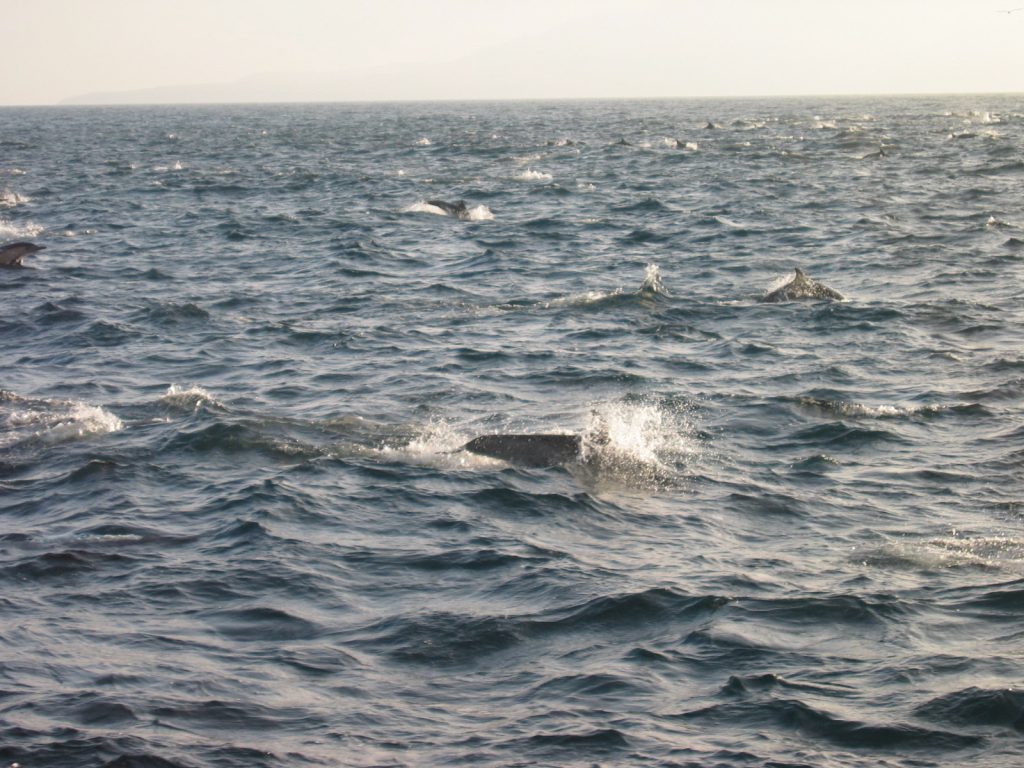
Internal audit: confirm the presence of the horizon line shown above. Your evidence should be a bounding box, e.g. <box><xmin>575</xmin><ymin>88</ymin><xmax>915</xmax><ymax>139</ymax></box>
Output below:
<box><xmin>2</xmin><ymin>89</ymin><xmax>1022</xmax><ymax>109</ymax></box>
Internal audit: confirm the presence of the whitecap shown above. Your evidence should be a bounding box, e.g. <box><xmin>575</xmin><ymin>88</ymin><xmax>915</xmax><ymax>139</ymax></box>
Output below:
<box><xmin>513</xmin><ymin>168</ymin><xmax>553</xmax><ymax>182</ymax></box>
<box><xmin>0</xmin><ymin>217</ymin><xmax>44</xmax><ymax>238</ymax></box>
<box><xmin>1</xmin><ymin>394</ymin><xmax>123</xmax><ymax>449</ymax></box>
<box><xmin>161</xmin><ymin>384</ymin><xmax>223</xmax><ymax>410</ymax></box>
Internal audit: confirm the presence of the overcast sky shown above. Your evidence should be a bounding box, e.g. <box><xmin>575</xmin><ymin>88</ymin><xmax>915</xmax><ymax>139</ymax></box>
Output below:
<box><xmin>3</xmin><ymin>0</ymin><xmax>1022</xmax><ymax>105</ymax></box>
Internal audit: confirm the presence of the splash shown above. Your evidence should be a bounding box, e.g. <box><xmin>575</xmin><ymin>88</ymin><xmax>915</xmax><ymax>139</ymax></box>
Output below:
<box><xmin>161</xmin><ymin>384</ymin><xmax>223</xmax><ymax>411</ymax></box>
<box><xmin>0</xmin><ymin>189</ymin><xmax>30</xmax><ymax>208</ymax></box>
<box><xmin>1</xmin><ymin>392</ymin><xmax>123</xmax><ymax>449</ymax></box>
<box><xmin>575</xmin><ymin>397</ymin><xmax>699</xmax><ymax>490</ymax></box>
<box><xmin>464</xmin><ymin>204</ymin><xmax>495</xmax><ymax>221</ymax></box>
<box><xmin>513</xmin><ymin>168</ymin><xmax>553</xmax><ymax>182</ymax></box>
<box><xmin>0</xmin><ymin>217</ymin><xmax>44</xmax><ymax>238</ymax></box>
<box><xmin>373</xmin><ymin>418</ymin><xmax>502</xmax><ymax>470</ymax></box>
<box><xmin>639</xmin><ymin>263</ymin><xmax>669</xmax><ymax>297</ymax></box>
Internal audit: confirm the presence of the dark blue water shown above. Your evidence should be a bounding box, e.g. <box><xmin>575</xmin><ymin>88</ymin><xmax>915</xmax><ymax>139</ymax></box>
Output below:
<box><xmin>2</xmin><ymin>96</ymin><xmax>1023</xmax><ymax>768</ymax></box>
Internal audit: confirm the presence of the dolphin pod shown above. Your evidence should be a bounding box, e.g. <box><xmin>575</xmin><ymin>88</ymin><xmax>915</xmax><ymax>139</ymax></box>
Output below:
<box><xmin>0</xmin><ymin>242</ymin><xmax>44</xmax><ymax>267</ymax></box>
<box><xmin>760</xmin><ymin>268</ymin><xmax>845</xmax><ymax>303</ymax></box>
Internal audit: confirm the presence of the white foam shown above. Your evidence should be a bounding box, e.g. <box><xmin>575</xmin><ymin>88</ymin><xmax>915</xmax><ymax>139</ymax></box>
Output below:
<box><xmin>1</xmin><ymin>395</ymin><xmax>123</xmax><ymax>449</ymax></box>
<box><xmin>513</xmin><ymin>168</ymin><xmax>553</xmax><ymax>182</ymax></box>
<box><xmin>464</xmin><ymin>204</ymin><xmax>494</xmax><ymax>221</ymax></box>
<box><xmin>405</xmin><ymin>201</ymin><xmax>449</xmax><ymax>216</ymax></box>
<box><xmin>161</xmin><ymin>384</ymin><xmax>222</xmax><ymax>410</ymax></box>
<box><xmin>0</xmin><ymin>217</ymin><xmax>44</xmax><ymax>239</ymax></box>
<box><xmin>373</xmin><ymin>419</ymin><xmax>499</xmax><ymax>470</ymax></box>
<box><xmin>577</xmin><ymin>398</ymin><xmax>700</xmax><ymax>490</ymax></box>
<box><xmin>415</xmin><ymin>137</ymin><xmax>432</xmax><ymax>146</ymax></box>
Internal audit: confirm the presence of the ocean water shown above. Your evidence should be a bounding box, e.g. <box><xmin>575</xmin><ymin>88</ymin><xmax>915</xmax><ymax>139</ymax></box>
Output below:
<box><xmin>1</xmin><ymin>95</ymin><xmax>1023</xmax><ymax>768</ymax></box>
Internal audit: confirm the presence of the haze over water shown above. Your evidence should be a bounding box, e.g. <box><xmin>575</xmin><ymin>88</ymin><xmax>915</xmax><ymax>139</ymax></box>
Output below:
<box><xmin>2</xmin><ymin>95</ymin><xmax>1024</xmax><ymax>767</ymax></box>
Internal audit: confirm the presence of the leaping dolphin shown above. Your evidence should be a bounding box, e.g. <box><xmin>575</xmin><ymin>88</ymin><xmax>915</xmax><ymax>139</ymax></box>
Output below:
<box><xmin>761</xmin><ymin>268</ymin><xmax>845</xmax><ymax>303</ymax></box>
<box><xmin>460</xmin><ymin>434</ymin><xmax>583</xmax><ymax>468</ymax></box>
<box><xmin>0</xmin><ymin>241</ymin><xmax>44</xmax><ymax>267</ymax></box>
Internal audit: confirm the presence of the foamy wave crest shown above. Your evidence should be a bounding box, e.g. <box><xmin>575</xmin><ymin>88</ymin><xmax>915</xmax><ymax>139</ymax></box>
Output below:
<box><xmin>513</xmin><ymin>168</ymin><xmax>553</xmax><ymax>182</ymax></box>
<box><xmin>1</xmin><ymin>391</ymin><xmax>123</xmax><ymax>450</ymax></box>
<box><xmin>161</xmin><ymin>384</ymin><xmax>223</xmax><ymax>410</ymax></box>
<box><xmin>415</xmin><ymin>137</ymin><xmax>432</xmax><ymax>146</ymax></box>
<box><xmin>464</xmin><ymin>204</ymin><xmax>494</xmax><ymax>221</ymax></box>
<box><xmin>0</xmin><ymin>217</ymin><xmax>44</xmax><ymax>239</ymax></box>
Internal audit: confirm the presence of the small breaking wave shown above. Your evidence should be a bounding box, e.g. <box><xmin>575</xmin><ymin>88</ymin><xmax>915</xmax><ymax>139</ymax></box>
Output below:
<box><xmin>0</xmin><ymin>391</ymin><xmax>123</xmax><ymax>450</ymax></box>
<box><xmin>160</xmin><ymin>384</ymin><xmax>224</xmax><ymax>411</ymax></box>
<box><xmin>513</xmin><ymin>168</ymin><xmax>553</xmax><ymax>182</ymax></box>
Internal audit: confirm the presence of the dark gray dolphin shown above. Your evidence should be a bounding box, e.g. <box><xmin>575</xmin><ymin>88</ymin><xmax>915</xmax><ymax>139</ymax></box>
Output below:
<box><xmin>427</xmin><ymin>199</ymin><xmax>470</xmax><ymax>219</ymax></box>
<box><xmin>761</xmin><ymin>268</ymin><xmax>845</xmax><ymax>303</ymax></box>
<box><xmin>461</xmin><ymin>433</ymin><xmax>583</xmax><ymax>468</ymax></box>
<box><xmin>0</xmin><ymin>241</ymin><xmax>44</xmax><ymax>267</ymax></box>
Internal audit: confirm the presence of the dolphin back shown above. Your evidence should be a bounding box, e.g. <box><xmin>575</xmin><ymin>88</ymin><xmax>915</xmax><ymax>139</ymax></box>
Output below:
<box><xmin>462</xmin><ymin>433</ymin><xmax>583</xmax><ymax>468</ymax></box>
<box><xmin>0</xmin><ymin>241</ymin><xmax>45</xmax><ymax>267</ymax></box>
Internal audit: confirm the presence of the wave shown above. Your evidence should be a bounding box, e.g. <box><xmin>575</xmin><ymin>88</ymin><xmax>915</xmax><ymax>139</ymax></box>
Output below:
<box><xmin>495</xmin><ymin>263</ymin><xmax>670</xmax><ymax>313</ymax></box>
<box><xmin>160</xmin><ymin>384</ymin><xmax>224</xmax><ymax>411</ymax></box>
<box><xmin>0</xmin><ymin>391</ymin><xmax>123</xmax><ymax>451</ymax></box>
<box><xmin>675</xmin><ymin>698</ymin><xmax>980</xmax><ymax>750</ymax></box>
<box><xmin>794</xmin><ymin>395</ymin><xmax>986</xmax><ymax>421</ymax></box>
<box><xmin>860</xmin><ymin>535</ymin><xmax>1024</xmax><ymax>573</ymax></box>
<box><xmin>915</xmin><ymin>687</ymin><xmax>1024</xmax><ymax>731</ymax></box>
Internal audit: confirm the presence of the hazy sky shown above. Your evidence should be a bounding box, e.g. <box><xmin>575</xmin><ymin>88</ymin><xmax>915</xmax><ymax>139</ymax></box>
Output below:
<box><xmin>3</xmin><ymin>0</ymin><xmax>1022</xmax><ymax>105</ymax></box>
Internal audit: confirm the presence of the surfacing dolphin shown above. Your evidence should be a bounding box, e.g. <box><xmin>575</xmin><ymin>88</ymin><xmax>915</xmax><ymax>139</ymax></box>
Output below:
<box><xmin>427</xmin><ymin>199</ymin><xmax>471</xmax><ymax>219</ymax></box>
<box><xmin>761</xmin><ymin>268</ymin><xmax>845</xmax><ymax>303</ymax></box>
<box><xmin>0</xmin><ymin>241</ymin><xmax>45</xmax><ymax>267</ymax></box>
<box><xmin>460</xmin><ymin>433</ymin><xmax>583</xmax><ymax>468</ymax></box>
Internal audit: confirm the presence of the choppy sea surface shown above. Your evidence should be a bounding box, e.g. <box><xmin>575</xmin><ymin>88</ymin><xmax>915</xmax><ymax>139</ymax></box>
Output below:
<box><xmin>2</xmin><ymin>96</ymin><xmax>1023</xmax><ymax>768</ymax></box>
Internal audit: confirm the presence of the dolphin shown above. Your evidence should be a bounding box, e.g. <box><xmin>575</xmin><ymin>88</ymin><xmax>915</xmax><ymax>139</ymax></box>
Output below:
<box><xmin>0</xmin><ymin>241</ymin><xmax>44</xmax><ymax>267</ymax></box>
<box><xmin>460</xmin><ymin>433</ymin><xmax>583</xmax><ymax>468</ymax></box>
<box><xmin>426</xmin><ymin>199</ymin><xmax>471</xmax><ymax>219</ymax></box>
<box><xmin>761</xmin><ymin>268</ymin><xmax>845</xmax><ymax>303</ymax></box>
